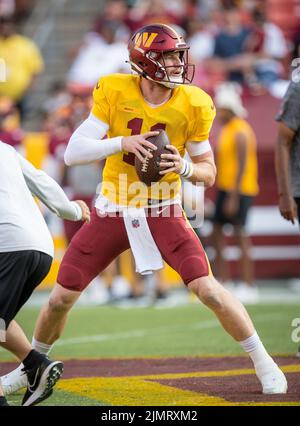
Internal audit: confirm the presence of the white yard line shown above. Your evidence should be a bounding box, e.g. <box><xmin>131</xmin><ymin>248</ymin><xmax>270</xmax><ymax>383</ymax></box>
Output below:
<box><xmin>0</xmin><ymin>311</ymin><xmax>291</xmax><ymax>353</ymax></box>
<box><xmin>52</xmin><ymin>312</ymin><xmax>288</xmax><ymax>347</ymax></box>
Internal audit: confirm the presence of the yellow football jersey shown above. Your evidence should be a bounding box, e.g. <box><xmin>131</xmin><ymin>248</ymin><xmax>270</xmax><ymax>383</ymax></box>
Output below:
<box><xmin>216</xmin><ymin>117</ymin><xmax>259</xmax><ymax>196</ymax></box>
<box><xmin>91</xmin><ymin>74</ymin><xmax>215</xmax><ymax>206</ymax></box>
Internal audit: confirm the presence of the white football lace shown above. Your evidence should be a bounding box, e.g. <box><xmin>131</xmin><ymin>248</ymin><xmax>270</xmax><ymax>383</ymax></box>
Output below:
<box><xmin>141</xmin><ymin>149</ymin><xmax>151</xmax><ymax>173</ymax></box>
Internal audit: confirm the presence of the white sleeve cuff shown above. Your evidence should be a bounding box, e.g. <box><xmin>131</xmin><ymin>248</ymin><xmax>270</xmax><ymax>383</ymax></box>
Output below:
<box><xmin>186</xmin><ymin>140</ymin><xmax>212</xmax><ymax>157</ymax></box>
<box><xmin>70</xmin><ymin>201</ymin><xmax>83</xmax><ymax>221</ymax></box>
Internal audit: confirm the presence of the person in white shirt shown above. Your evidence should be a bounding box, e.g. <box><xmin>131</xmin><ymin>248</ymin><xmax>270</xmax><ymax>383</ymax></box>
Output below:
<box><xmin>0</xmin><ymin>141</ymin><xmax>90</xmax><ymax>406</ymax></box>
<box><xmin>67</xmin><ymin>22</ymin><xmax>131</xmax><ymax>89</ymax></box>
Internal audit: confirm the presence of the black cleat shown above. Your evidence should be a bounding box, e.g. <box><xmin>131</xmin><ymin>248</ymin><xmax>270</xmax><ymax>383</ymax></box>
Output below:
<box><xmin>22</xmin><ymin>358</ymin><xmax>63</xmax><ymax>406</ymax></box>
<box><xmin>0</xmin><ymin>396</ymin><xmax>9</xmax><ymax>406</ymax></box>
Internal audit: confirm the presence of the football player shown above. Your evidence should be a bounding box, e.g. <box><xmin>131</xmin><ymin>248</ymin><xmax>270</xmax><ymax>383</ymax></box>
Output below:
<box><xmin>2</xmin><ymin>24</ymin><xmax>287</xmax><ymax>396</ymax></box>
<box><xmin>0</xmin><ymin>141</ymin><xmax>90</xmax><ymax>406</ymax></box>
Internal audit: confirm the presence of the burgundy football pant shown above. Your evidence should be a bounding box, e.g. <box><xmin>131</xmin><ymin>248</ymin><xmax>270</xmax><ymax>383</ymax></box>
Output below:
<box><xmin>57</xmin><ymin>205</ymin><xmax>210</xmax><ymax>291</ymax></box>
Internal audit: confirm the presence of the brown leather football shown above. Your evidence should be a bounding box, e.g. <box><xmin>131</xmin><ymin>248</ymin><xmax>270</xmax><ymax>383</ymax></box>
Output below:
<box><xmin>135</xmin><ymin>130</ymin><xmax>171</xmax><ymax>186</ymax></box>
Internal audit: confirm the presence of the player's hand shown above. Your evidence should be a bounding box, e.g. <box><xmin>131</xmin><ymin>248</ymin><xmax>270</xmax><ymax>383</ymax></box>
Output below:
<box><xmin>75</xmin><ymin>200</ymin><xmax>91</xmax><ymax>223</ymax></box>
<box><xmin>159</xmin><ymin>145</ymin><xmax>184</xmax><ymax>175</ymax></box>
<box><xmin>121</xmin><ymin>131</ymin><xmax>159</xmax><ymax>163</ymax></box>
<box><xmin>279</xmin><ymin>194</ymin><xmax>298</xmax><ymax>224</ymax></box>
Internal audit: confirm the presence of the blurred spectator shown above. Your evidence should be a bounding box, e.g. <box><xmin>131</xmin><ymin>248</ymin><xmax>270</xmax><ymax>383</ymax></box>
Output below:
<box><xmin>68</xmin><ymin>20</ymin><xmax>130</xmax><ymax>90</ymax></box>
<box><xmin>0</xmin><ymin>0</ymin><xmax>15</xmax><ymax>17</ymax></box>
<box><xmin>93</xmin><ymin>0</ymin><xmax>130</xmax><ymax>35</ymax></box>
<box><xmin>0</xmin><ymin>0</ymin><xmax>36</xmax><ymax>23</ymax></box>
<box><xmin>0</xmin><ymin>95</ymin><xmax>24</xmax><ymax>151</ymax></box>
<box><xmin>208</xmin><ymin>5</ymin><xmax>288</xmax><ymax>95</ymax></box>
<box><xmin>42</xmin><ymin>81</ymin><xmax>72</xmax><ymax>117</ymax></box>
<box><xmin>186</xmin><ymin>17</ymin><xmax>215</xmax><ymax>62</ymax></box>
<box><xmin>185</xmin><ymin>15</ymin><xmax>216</xmax><ymax>90</ymax></box>
<box><xmin>214</xmin><ymin>8</ymin><xmax>251</xmax><ymax>82</ymax></box>
<box><xmin>210</xmin><ymin>7</ymin><xmax>253</xmax><ymax>84</ymax></box>
<box><xmin>44</xmin><ymin>112</ymin><xmax>73</xmax><ymax>182</ymax></box>
<box><xmin>126</xmin><ymin>0</ymin><xmax>184</xmax><ymax>32</ymax></box>
<box><xmin>246</xmin><ymin>8</ymin><xmax>288</xmax><ymax>90</ymax></box>
<box><xmin>61</xmin><ymin>163</ymin><xmax>103</xmax><ymax>245</ymax></box>
<box><xmin>42</xmin><ymin>84</ymin><xmax>92</xmax><ymax>181</ymax></box>
<box><xmin>211</xmin><ymin>83</ymin><xmax>259</xmax><ymax>304</ymax></box>
<box><xmin>14</xmin><ymin>0</ymin><xmax>35</xmax><ymax>22</ymax></box>
<box><xmin>68</xmin><ymin>88</ymin><xmax>93</xmax><ymax>128</ymax></box>
<box><xmin>194</xmin><ymin>0</ymin><xmax>220</xmax><ymax>21</ymax></box>
<box><xmin>275</xmin><ymin>80</ymin><xmax>300</xmax><ymax>227</ymax></box>
<box><xmin>0</xmin><ymin>14</ymin><xmax>44</xmax><ymax>120</ymax></box>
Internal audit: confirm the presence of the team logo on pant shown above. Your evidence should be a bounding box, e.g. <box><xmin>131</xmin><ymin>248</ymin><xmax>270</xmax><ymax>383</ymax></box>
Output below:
<box><xmin>132</xmin><ymin>219</ymin><xmax>140</xmax><ymax>228</ymax></box>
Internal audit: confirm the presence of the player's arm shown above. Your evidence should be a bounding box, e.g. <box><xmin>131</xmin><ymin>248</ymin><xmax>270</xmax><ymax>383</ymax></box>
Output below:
<box><xmin>64</xmin><ymin>113</ymin><xmax>158</xmax><ymax>165</ymax></box>
<box><xmin>64</xmin><ymin>113</ymin><xmax>120</xmax><ymax>165</ymax></box>
<box><xmin>275</xmin><ymin>121</ymin><xmax>298</xmax><ymax>223</ymax></box>
<box><xmin>159</xmin><ymin>140</ymin><xmax>216</xmax><ymax>187</ymax></box>
<box><xmin>223</xmin><ymin>131</ymin><xmax>247</xmax><ymax>216</ymax></box>
<box><xmin>184</xmin><ymin>148</ymin><xmax>216</xmax><ymax>187</ymax></box>
<box><xmin>232</xmin><ymin>132</ymin><xmax>247</xmax><ymax>192</ymax></box>
<box><xmin>17</xmin><ymin>153</ymin><xmax>90</xmax><ymax>222</ymax></box>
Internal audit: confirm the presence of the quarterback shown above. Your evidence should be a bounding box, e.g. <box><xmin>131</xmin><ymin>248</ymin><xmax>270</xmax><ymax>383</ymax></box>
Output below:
<box><xmin>2</xmin><ymin>24</ymin><xmax>287</xmax><ymax>395</ymax></box>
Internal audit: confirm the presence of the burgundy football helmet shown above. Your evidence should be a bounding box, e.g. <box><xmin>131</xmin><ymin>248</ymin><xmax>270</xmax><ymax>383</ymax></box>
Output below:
<box><xmin>128</xmin><ymin>24</ymin><xmax>195</xmax><ymax>88</ymax></box>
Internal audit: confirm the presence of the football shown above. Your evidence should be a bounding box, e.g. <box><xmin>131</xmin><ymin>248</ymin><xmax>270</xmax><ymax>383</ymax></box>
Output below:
<box><xmin>135</xmin><ymin>129</ymin><xmax>171</xmax><ymax>186</ymax></box>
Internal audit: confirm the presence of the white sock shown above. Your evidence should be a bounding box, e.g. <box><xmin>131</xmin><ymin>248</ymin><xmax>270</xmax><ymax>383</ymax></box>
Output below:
<box><xmin>239</xmin><ymin>331</ymin><xmax>277</xmax><ymax>377</ymax></box>
<box><xmin>32</xmin><ymin>337</ymin><xmax>53</xmax><ymax>356</ymax></box>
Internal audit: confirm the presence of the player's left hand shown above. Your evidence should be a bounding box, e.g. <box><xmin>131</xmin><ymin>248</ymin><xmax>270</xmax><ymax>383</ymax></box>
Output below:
<box><xmin>279</xmin><ymin>194</ymin><xmax>298</xmax><ymax>224</ymax></box>
<box><xmin>159</xmin><ymin>145</ymin><xmax>184</xmax><ymax>175</ymax></box>
<box><xmin>75</xmin><ymin>200</ymin><xmax>91</xmax><ymax>223</ymax></box>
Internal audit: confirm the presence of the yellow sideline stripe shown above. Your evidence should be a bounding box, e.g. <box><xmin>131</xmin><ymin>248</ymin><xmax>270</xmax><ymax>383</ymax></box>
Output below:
<box><xmin>281</xmin><ymin>365</ymin><xmax>300</xmax><ymax>373</ymax></box>
<box><xmin>57</xmin><ymin>377</ymin><xmax>231</xmax><ymax>406</ymax></box>
<box><xmin>56</xmin><ymin>364</ymin><xmax>300</xmax><ymax>406</ymax></box>
<box><xmin>139</xmin><ymin>364</ymin><xmax>300</xmax><ymax>380</ymax></box>
<box><xmin>89</xmin><ymin>364</ymin><xmax>299</xmax><ymax>381</ymax></box>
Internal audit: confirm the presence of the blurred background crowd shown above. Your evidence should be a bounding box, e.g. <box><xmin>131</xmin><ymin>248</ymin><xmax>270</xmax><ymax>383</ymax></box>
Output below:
<box><xmin>0</xmin><ymin>0</ymin><xmax>300</xmax><ymax>306</ymax></box>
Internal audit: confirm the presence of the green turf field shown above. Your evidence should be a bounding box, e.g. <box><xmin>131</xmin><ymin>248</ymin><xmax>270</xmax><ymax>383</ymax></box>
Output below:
<box><xmin>1</xmin><ymin>302</ymin><xmax>299</xmax><ymax>361</ymax></box>
<box><xmin>1</xmin><ymin>302</ymin><xmax>300</xmax><ymax>406</ymax></box>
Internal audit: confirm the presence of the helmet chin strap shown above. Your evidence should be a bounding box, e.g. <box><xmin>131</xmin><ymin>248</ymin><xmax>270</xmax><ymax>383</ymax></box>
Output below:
<box><xmin>145</xmin><ymin>74</ymin><xmax>182</xmax><ymax>89</ymax></box>
<box><xmin>158</xmin><ymin>75</ymin><xmax>183</xmax><ymax>88</ymax></box>
<box><xmin>128</xmin><ymin>60</ymin><xmax>184</xmax><ymax>88</ymax></box>
<box><xmin>157</xmin><ymin>62</ymin><xmax>184</xmax><ymax>88</ymax></box>
<box><xmin>147</xmin><ymin>67</ymin><xmax>184</xmax><ymax>88</ymax></box>
<box><xmin>157</xmin><ymin>80</ymin><xmax>182</xmax><ymax>89</ymax></box>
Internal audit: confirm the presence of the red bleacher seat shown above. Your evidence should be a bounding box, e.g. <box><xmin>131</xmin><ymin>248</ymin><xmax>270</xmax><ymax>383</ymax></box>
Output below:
<box><xmin>267</xmin><ymin>0</ymin><xmax>300</xmax><ymax>40</ymax></box>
